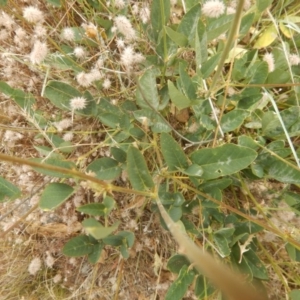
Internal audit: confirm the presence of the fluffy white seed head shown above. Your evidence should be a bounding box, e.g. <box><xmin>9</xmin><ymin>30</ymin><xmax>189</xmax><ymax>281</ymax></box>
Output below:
<box><xmin>114</xmin><ymin>0</ymin><xmax>126</xmax><ymax>9</ymax></box>
<box><xmin>73</xmin><ymin>46</ymin><xmax>86</xmax><ymax>59</ymax></box>
<box><xmin>289</xmin><ymin>53</ymin><xmax>300</xmax><ymax>66</ymax></box>
<box><xmin>103</xmin><ymin>78</ymin><xmax>111</xmax><ymax>89</ymax></box>
<box><xmin>114</xmin><ymin>15</ymin><xmax>136</xmax><ymax>41</ymax></box>
<box><xmin>263</xmin><ymin>52</ymin><xmax>275</xmax><ymax>72</ymax></box>
<box><xmin>29</xmin><ymin>40</ymin><xmax>48</xmax><ymax>64</ymax></box>
<box><xmin>62</xmin><ymin>27</ymin><xmax>75</xmax><ymax>41</ymax></box>
<box><xmin>202</xmin><ymin>0</ymin><xmax>225</xmax><ymax>18</ymax></box>
<box><xmin>23</xmin><ymin>6</ymin><xmax>44</xmax><ymax>23</ymax></box>
<box><xmin>70</xmin><ymin>97</ymin><xmax>87</xmax><ymax>110</ymax></box>
<box><xmin>76</xmin><ymin>72</ymin><xmax>93</xmax><ymax>87</ymax></box>
<box><xmin>28</xmin><ymin>257</ymin><xmax>42</xmax><ymax>275</ymax></box>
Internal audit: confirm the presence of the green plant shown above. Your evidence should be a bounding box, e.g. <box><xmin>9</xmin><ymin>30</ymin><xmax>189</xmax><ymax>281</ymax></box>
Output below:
<box><xmin>1</xmin><ymin>0</ymin><xmax>300</xmax><ymax>299</ymax></box>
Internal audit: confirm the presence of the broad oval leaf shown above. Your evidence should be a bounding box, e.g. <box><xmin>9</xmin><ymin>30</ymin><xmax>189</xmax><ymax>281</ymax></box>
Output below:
<box><xmin>206</xmin><ymin>14</ymin><xmax>234</xmax><ymax>41</ymax></box>
<box><xmin>0</xmin><ymin>81</ymin><xmax>35</xmax><ymax>110</ymax></box>
<box><xmin>253</xmin><ymin>25</ymin><xmax>277</xmax><ymax>49</ymax></box>
<box><xmin>88</xmin><ymin>242</ymin><xmax>104</xmax><ymax>264</ymax></box>
<box><xmin>87</xmin><ymin>157</ymin><xmax>121</xmax><ymax>180</ymax></box>
<box><xmin>136</xmin><ymin>69</ymin><xmax>160</xmax><ymax>110</ymax></box>
<box><xmin>39</xmin><ymin>183</ymin><xmax>74</xmax><ymax>210</ymax></box>
<box><xmin>165</xmin><ymin>26</ymin><xmax>188</xmax><ymax>47</ymax></box>
<box><xmin>62</xmin><ymin>235</ymin><xmax>97</xmax><ymax>257</ymax></box>
<box><xmin>160</xmin><ymin>132</ymin><xmax>189</xmax><ymax>171</ymax></box>
<box><xmin>77</xmin><ymin>196</ymin><xmax>115</xmax><ymax>216</ymax></box>
<box><xmin>190</xmin><ymin>144</ymin><xmax>257</xmax><ymax>180</ymax></box>
<box><xmin>165</xmin><ymin>265</ymin><xmax>196</xmax><ymax>300</ymax></box>
<box><xmin>182</xmin><ymin>164</ymin><xmax>204</xmax><ymax>177</ymax></box>
<box><xmin>177</xmin><ymin>3</ymin><xmax>201</xmax><ymax>45</ymax></box>
<box><xmin>82</xmin><ymin>218</ymin><xmax>119</xmax><ymax>240</ymax></box>
<box><xmin>258</xmin><ymin>155</ymin><xmax>300</xmax><ymax>184</ymax></box>
<box><xmin>30</xmin><ymin>156</ymin><xmax>76</xmax><ymax>178</ymax></box>
<box><xmin>45</xmin><ymin>80</ymin><xmax>96</xmax><ymax>115</ymax></box>
<box><xmin>221</xmin><ymin>109</ymin><xmax>249</xmax><ymax>133</ymax></box>
<box><xmin>167</xmin><ymin>254</ymin><xmax>191</xmax><ymax>274</ymax></box>
<box><xmin>168</xmin><ymin>80</ymin><xmax>191</xmax><ymax>110</ymax></box>
<box><xmin>150</xmin><ymin>0</ymin><xmax>170</xmax><ymax>41</ymax></box>
<box><xmin>127</xmin><ymin>146</ymin><xmax>154</xmax><ymax>191</ymax></box>
<box><xmin>0</xmin><ymin>176</ymin><xmax>21</xmax><ymax>202</ymax></box>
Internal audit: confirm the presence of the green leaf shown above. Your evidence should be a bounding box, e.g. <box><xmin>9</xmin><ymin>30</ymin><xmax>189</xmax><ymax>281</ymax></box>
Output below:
<box><xmin>39</xmin><ymin>183</ymin><xmax>74</xmax><ymax>210</ymax></box>
<box><xmin>47</xmin><ymin>52</ymin><xmax>81</xmax><ymax>72</ymax></box>
<box><xmin>127</xmin><ymin>146</ymin><xmax>154</xmax><ymax>191</ymax></box>
<box><xmin>238</xmin><ymin>248</ymin><xmax>269</xmax><ymax>280</ymax></box>
<box><xmin>206</xmin><ymin>15</ymin><xmax>234</xmax><ymax>41</ymax></box>
<box><xmin>77</xmin><ymin>204</ymin><xmax>108</xmax><ymax>216</ymax></box>
<box><xmin>179</xmin><ymin>62</ymin><xmax>197</xmax><ymax>99</ymax></box>
<box><xmin>221</xmin><ymin>109</ymin><xmax>249</xmax><ymax>133</ymax></box>
<box><xmin>167</xmin><ymin>254</ymin><xmax>191</xmax><ymax>274</ymax></box>
<box><xmin>236</xmin><ymin>88</ymin><xmax>262</xmax><ymax>110</ymax></box>
<box><xmin>87</xmin><ymin>157</ymin><xmax>121</xmax><ymax>180</ymax></box>
<box><xmin>150</xmin><ymin>0</ymin><xmax>170</xmax><ymax>41</ymax></box>
<box><xmin>165</xmin><ymin>265</ymin><xmax>195</xmax><ymax>300</ymax></box>
<box><xmin>46</xmin><ymin>0</ymin><xmax>61</xmax><ymax>7</ymax></box>
<box><xmin>253</xmin><ymin>24</ymin><xmax>277</xmax><ymax>49</ymax></box>
<box><xmin>168</xmin><ymin>80</ymin><xmax>192</xmax><ymax>110</ymax></box>
<box><xmin>44</xmin><ymin>80</ymin><xmax>80</xmax><ymax>110</ymax></box>
<box><xmin>256</xmin><ymin>0</ymin><xmax>273</xmax><ymax>12</ymax></box>
<box><xmin>290</xmin><ymin>290</ymin><xmax>300</xmax><ymax>300</ymax></box>
<box><xmin>58</xmin><ymin>141</ymin><xmax>74</xmax><ymax>154</ymax></box>
<box><xmin>213</xmin><ymin>228</ymin><xmax>235</xmax><ymax>257</ymax></box>
<box><xmin>45</xmin><ymin>81</ymin><xmax>96</xmax><ymax>115</ymax></box>
<box><xmin>160</xmin><ymin>191</ymin><xmax>184</xmax><ymax>206</ymax></box>
<box><xmin>97</xmin><ymin>98</ymin><xmax>124</xmax><ymax>128</ymax></box>
<box><xmin>120</xmin><ymin>244</ymin><xmax>130</xmax><ymax>259</ymax></box>
<box><xmin>248</xmin><ymin>61</ymin><xmax>269</xmax><ymax>84</ymax></box>
<box><xmin>136</xmin><ymin>69</ymin><xmax>160</xmax><ymax>110</ymax></box>
<box><xmin>201</xmin><ymin>52</ymin><xmax>221</xmax><ymax>79</ymax></box>
<box><xmin>118</xmin><ymin>231</ymin><xmax>135</xmax><ymax>248</ymax></box>
<box><xmin>167</xmin><ymin>206</ymin><xmax>182</xmax><ymax>222</ymax></box>
<box><xmin>133</xmin><ymin>108</ymin><xmax>171</xmax><ymax>133</ymax></box>
<box><xmin>0</xmin><ymin>81</ymin><xmax>35</xmax><ymax>110</ymax></box>
<box><xmin>256</xmin><ymin>151</ymin><xmax>300</xmax><ymax>184</ymax></box>
<box><xmin>62</xmin><ymin>235</ymin><xmax>97</xmax><ymax>257</ymax></box>
<box><xmin>77</xmin><ymin>196</ymin><xmax>115</xmax><ymax>217</ymax></box>
<box><xmin>190</xmin><ymin>144</ymin><xmax>257</xmax><ymax>180</ymax></box>
<box><xmin>239</xmin><ymin>13</ymin><xmax>255</xmax><ymax>37</ymax></box>
<box><xmin>160</xmin><ymin>133</ymin><xmax>189</xmax><ymax>171</ymax></box>
<box><xmin>0</xmin><ymin>0</ymin><xmax>8</xmax><ymax>5</ymax></box>
<box><xmin>103</xmin><ymin>231</ymin><xmax>135</xmax><ymax>251</ymax></box>
<box><xmin>182</xmin><ymin>164</ymin><xmax>203</xmax><ymax>177</ymax></box>
<box><xmin>262</xmin><ymin>107</ymin><xmax>300</xmax><ymax>138</ymax></box>
<box><xmin>88</xmin><ymin>242</ymin><xmax>104</xmax><ymax>264</ymax></box>
<box><xmin>30</xmin><ymin>156</ymin><xmax>76</xmax><ymax>178</ymax></box>
<box><xmin>199</xmin><ymin>178</ymin><xmax>232</xmax><ymax>190</ymax></box>
<box><xmin>0</xmin><ymin>176</ymin><xmax>21</xmax><ymax>202</ymax></box>
<box><xmin>195</xmin><ymin>275</ymin><xmax>215</xmax><ymax>297</ymax></box>
<box><xmin>103</xmin><ymin>235</ymin><xmax>123</xmax><ymax>246</ymax></box>
<box><xmin>165</xmin><ymin>26</ymin><xmax>188</xmax><ymax>47</ymax></box>
<box><xmin>177</xmin><ymin>3</ymin><xmax>201</xmax><ymax>45</ymax></box>
<box><xmin>82</xmin><ymin>218</ymin><xmax>119</xmax><ymax>240</ymax></box>
<box><xmin>286</xmin><ymin>243</ymin><xmax>300</xmax><ymax>261</ymax></box>
<box><xmin>110</xmin><ymin>147</ymin><xmax>127</xmax><ymax>163</ymax></box>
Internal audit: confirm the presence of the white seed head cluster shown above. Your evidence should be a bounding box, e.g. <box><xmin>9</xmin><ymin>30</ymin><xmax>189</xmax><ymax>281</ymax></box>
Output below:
<box><xmin>23</xmin><ymin>6</ymin><xmax>44</xmax><ymax>24</ymax></box>
<box><xmin>202</xmin><ymin>0</ymin><xmax>225</xmax><ymax>18</ymax></box>
<box><xmin>70</xmin><ymin>96</ymin><xmax>87</xmax><ymax>110</ymax></box>
<box><xmin>28</xmin><ymin>257</ymin><xmax>42</xmax><ymax>275</ymax></box>
<box><xmin>114</xmin><ymin>15</ymin><xmax>136</xmax><ymax>41</ymax></box>
<box><xmin>29</xmin><ymin>40</ymin><xmax>48</xmax><ymax>64</ymax></box>
<box><xmin>263</xmin><ymin>52</ymin><xmax>275</xmax><ymax>72</ymax></box>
